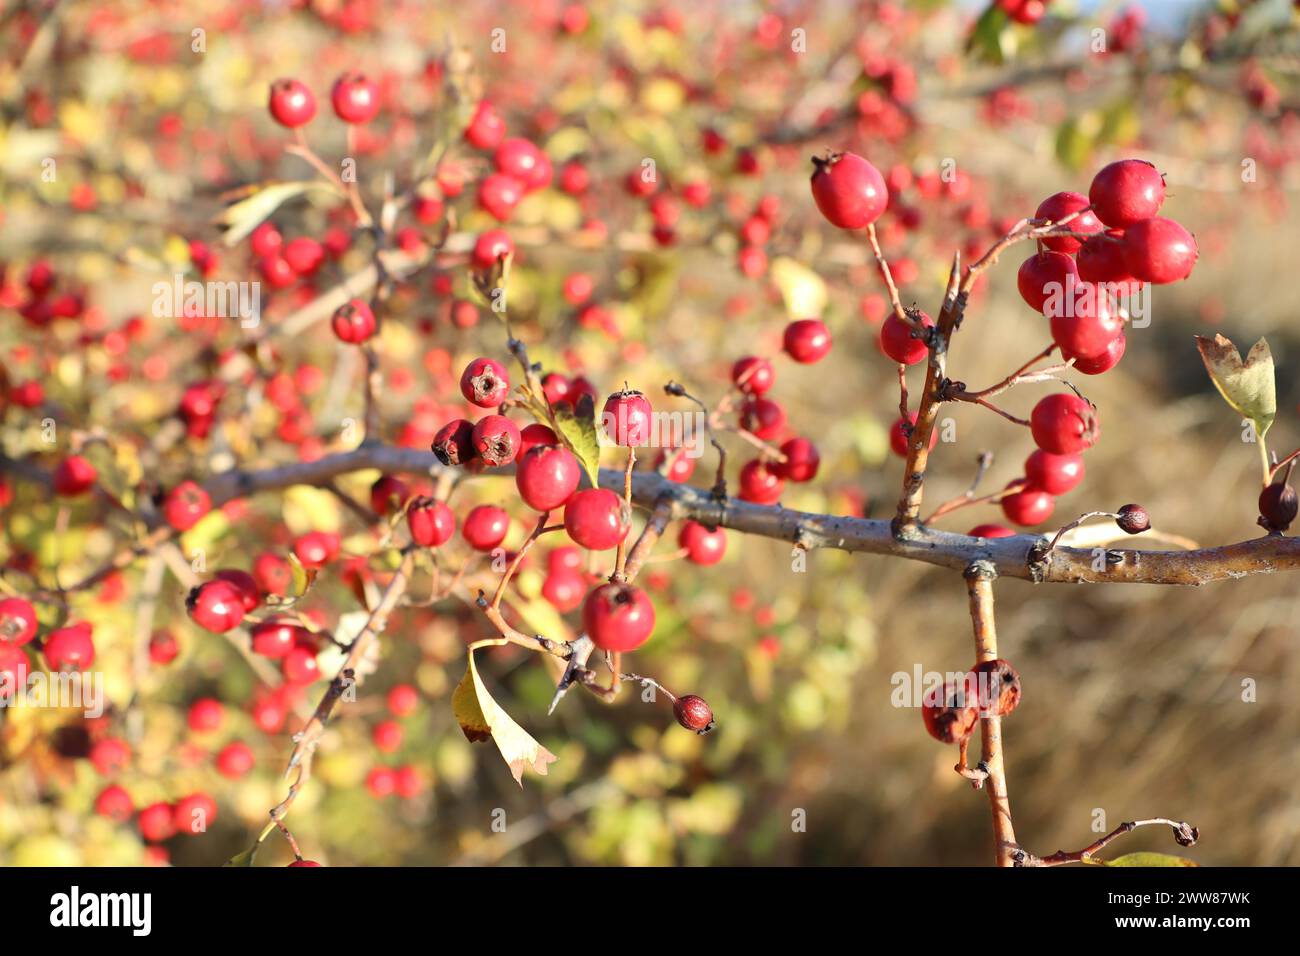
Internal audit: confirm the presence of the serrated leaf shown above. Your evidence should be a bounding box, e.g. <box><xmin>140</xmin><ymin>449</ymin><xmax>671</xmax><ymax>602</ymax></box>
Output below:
<box><xmin>1196</xmin><ymin>334</ymin><xmax>1275</xmax><ymax>439</ymax></box>
<box><xmin>215</xmin><ymin>182</ymin><xmax>322</xmax><ymax>247</ymax></box>
<box><xmin>770</xmin><ymin>257</ymin><xmax>827</xmax><ymax>319</ymax></box>
<box><xmin>553</xmin><ymin>405</ymin><xmax>602</xmax><ymax>487</ymax></box>
<box><xmin>1100</xmin><ymin>852</ymin><xmax>1197</xmax><ymax>868</ymax></box>
<box><xmin>453</xmin><ymin>639</ymin><xmax>557</xmax><ymax>785</ymax></box>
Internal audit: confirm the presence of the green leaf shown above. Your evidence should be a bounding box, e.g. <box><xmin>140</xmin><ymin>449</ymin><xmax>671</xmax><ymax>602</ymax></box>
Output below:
<box><xmin>966</xmin><ymin>4</ymin><xmax>1013</xmax><ymax>65</ymax></box>
<box><xmin>287</xmin><ymin>552</ymin><xmax>314</xmax><ymax>598</ymax></box>
<box><xmin>453</xmin><ymin>639</ymin><xmax>558</xmax><ymax>785</ymax></box>
<box><xmin>1196</xmin><ymin>334</ymin><xmax>1276</xmax><ymax>440</ymax></box>
<box><xmin>553</xmin><ymin>404</ymin><xmax>602</xmax><ymax>487</ymax></box>
<box><xmin>1100</xmin><ymin>852</ymin><xmax>1197</xmax><ymax>868</ymax></box>
<box><xmin>224</xmin><ymin>845</ymin><xmax>258</xmax><ymax>867</ymax></box>
<box><xmin>215</xmin><ymin>182</ymin><xmax>324</xmax><ymax>247</ymax></box>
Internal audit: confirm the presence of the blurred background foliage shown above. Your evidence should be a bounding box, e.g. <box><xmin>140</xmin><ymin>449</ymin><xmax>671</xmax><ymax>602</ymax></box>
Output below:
<box><xmin>1</xmin><ymin>0</ymin><xmax>1299</xmax><ymax>866</ymax></box>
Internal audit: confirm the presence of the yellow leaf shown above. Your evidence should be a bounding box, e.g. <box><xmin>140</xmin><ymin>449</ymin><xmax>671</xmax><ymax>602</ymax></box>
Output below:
<box><xmin>1100</xmin><ymin>852</ymin><xmax>1197</xmax><ymax>867</ymax></box>
<box><xmin>770</xmin><ymin>257</ymin><xmax>827</xmax><ymax>318</ymax></box>
<box><xmin>215</xmin><ymin>182</ymin><xmax>325</xmax><ymax>247</ymax></box>
<box><xmin>282</xmin><ymin>486</ymin><xmax>341</xmax><ymax>534</ymax></box>
<box><xmin>453</xmin><ymin>639</ymin><xmax>557</xmax><ymax>785</ymax></box>
<box><xmin>1196</xmin><ymin>334</ymin><xmax>1276</xmax><ymax>439</ymax></box>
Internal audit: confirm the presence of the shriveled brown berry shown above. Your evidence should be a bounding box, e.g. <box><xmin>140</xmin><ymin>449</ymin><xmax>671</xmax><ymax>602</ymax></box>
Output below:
<box><xmin>673</xmin><ymin>694</ymin><xmax>715</xmax><ymax>734</ymax></box>
<box><xmin>971</xmin><ymin>658</ymin><xmax>1022</xmax><ymax>718</ymax></box>
<box><xmin>921</xmin><ymin>676</ymin><xmax>979</xmax><ymax>744</ymax></box>
<box><xmin>1258</xmin><ymin>482</ymin><xmax>1298</xmax><ymax>534</ymax></box>
<box><xmin>1115</xmin><ymin>503</ymin><xmax>1150</xmax><ymax>534</ymax></box>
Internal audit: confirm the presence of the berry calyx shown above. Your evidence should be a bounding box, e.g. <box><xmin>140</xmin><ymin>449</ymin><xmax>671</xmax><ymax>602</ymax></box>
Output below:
<box><xmin>673</xmin><ymin>694</ymin><xmax>716</xmax><ymax>734</ymax></box>
<box><xmin>432</xmin><ymin>419</ymin><xmax>477</xmax><ymax>466</ymax></box>
<box><xmin>515</xmin><ymin>445</ymin><xmax>582</xmax><ymax>511</ymax></box>
<box><xmin>0</xmin><ymin>597</ymin><xmax>39</xmax><ymax>645</ymax></box>
<box><xmin>471</xmin><ymin>414</ymin><xmax>521</xmax><ymax>467</ymax></box>
<box><xmin>407</xmin><ymin>497</ymin><xmax>456</xmax><ymax>547</ymax></box>
<box><xmin>331</xmin><ymin>298</ymin><xmax>377</xmax><ymax>344</ymax></box>
<box><xmin>1030</xmin><ymin>393</ymin><xmax>1100</xmax><ymax>455</ymax></box>
<box><xmin>782</xmin><ymin>319</ymin><xmax>833</xmax><ymax>364</ymax></box>
<box><xmin>601</xmin><ymin>390</ymin><xmax>653</xmax><ymax>447</ymax></box>
<box><xmin>459</xmin><ymin>357</ymin><xmax>510</xmax><ymax>408</ymax></box>
<box><xmin>921</xmin><ymin>674</ymin><xmax>979</xmax><ymax>744</ymax></box>
<box><xmin>582</xmin><ymin>583</ymin><xmax>656</xmax><ymax>652</ymax></box>
<box><xmin>1089</xmin><ymin>158</ymin><xmax>1165</xmax><ymax>228</ymax></box>
<box><xmin>563</xmin><ymin>488</ymin><xmax>631</xmax><ymax>550</ymax></box>
<box><xmin>268</xmin><ymin>78</ymin><xmax>316</xmax><ymax>128</ymax></box>
<box><xmin>810</xmin><ymin>151</ymin><xmax>888</xmax><ymax>230</ymax></box>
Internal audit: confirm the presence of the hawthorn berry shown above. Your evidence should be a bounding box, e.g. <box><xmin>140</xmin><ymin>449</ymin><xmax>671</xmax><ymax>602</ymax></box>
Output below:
<box><xmin>367</xmin><ymin>767</ymin><xmax>397</xmax><ymax>798</ymax></box>
<box><xmin>162</xmin><ymin>480</ymin><xmax>212</xmax><ymax>532</ymax></box>
<box><xmin>472</xmin><ymin>229</ymin><xmax>514</xmax><ymax>270</ymax></box>
<box><xmin>407</xmin><ymin>496</ymin><xmax>456</xmax><ymax>547</ymax></box>
<box><xmin>268</xmin><ymin>78</ymin><xmax>316</xmax><ymax>128</ymax></box>
<box><xmin>921</xmin><ymin>674</ymin><xmax>979</xmax><ymax>744</ymax></box>
<box><xmin>810</xmin><ymin>151</ymin><xmax>888</xmax><ymax>229</ymax></box>
<box><xmin>460</xmin><ymin>357</ymin><xmax>510</xmax><ymax>408</ymax></box>
<box><xmin>1024</xmin><ymin>450</ymin><xmax>1085</xmax><ymax>496</ymax></box>
<box><xmin>215</xmin><ymin>741</ymin><xmax>255</xmax><ymax>779</ymax></box>
<box><xmin>542</xmin><ymin>569</ymin><xmax>586</xmax><ymax>612</ymax></box>
<box><xmin>737</xmin><ymin>459</ymin><xmax>784</xmax><ymax>504</ymax></box>
<box><xmin>582</xmin><ymin>583</ymin><xmax>656</xmax><ymax>652</ymax></box>
<box><xmin>494</xmin><ymin>138</ymin><xmax>551</xmax><ymax>191</ymax></box>
<box><xmin>432</xmin><ymin>419</ymin><xmax>477</xmax><ymax>466</ymax></box>
<box><xmin>186</xmin><ymin>580</ymin><xmax>246</xmax><ymax>633</ymax></box>
<box><xmin>293</xmin><ymin>531</ymin><xmax>341</xmax><ymax>569</ymax></box>
<box><xmin>1076</xmin><ymin>231</ymin><xmax>1141</xmax><ymax>293</ymax></box>
<box><xmin>138</xmin><ymin>802</ymin><xmax>177</xmax><ymax>843</ymax></box>
<box><xmin>95</xmin><ymin>784</ymin><xmax>135</xmax><ymax>823</ymax></box>
<box><xmin>187</xmin><ymin>697</ymin><xmax>224</xmax><ymax>732</ymax></box>
<box><xmin>782</xmin><ymin>319</ymin><xmax>833</xmax><ymax>364</ymax></box>
<box><xmin>971</xmin><ymin>658</ymin><xmax>1022</xmax><ymax>717</ymax></box>
<box><xmin>739</xmin><ymin>397</ymin><xmax>787</xmax><ymax>440</ymax></box>
<box><xmin>289</xmin><ymin>860</ymin><xmax>323</xmax><ymax>868</ymax></box>
<box><xmin>1016</xmin><ymin>251</ymin><xmax>1077</xmax><ymax>314</ymax></box>
<box><xmin>967</xmin><ymin>523</ymin><xmax>1016</xmax><ymax>539</ymax></box>
<box><xmin>1048</xmin><ymin>283</ymin><xmax>1123</xmax><ymax>359</ymax></box>
<box><xmin>330</xmin><ymin>72</ymin><xmax>380</xmax><ymax>123</ymax></box>
<box><xmin>0</xmin><ymin>597</ymin><xmax>38</xmax><ymax>645</ymax></box>
<box><xmin>250</xmin><ymin>618</ymin><xmax>303</xmax><ymax>658</ymax></box>
<box><xmin>89</xmin><ymin>737</ymin><xmax>131</xmax><ymax>775</ymax></box>
<box><xmin>464</xmin><ymin>100</ymin><xmax>506</xmax><ymax>150</ymax></box>
<box><xmin>462</xmin><ymin>505</ymin><xmax>510</xmax><ymax>551</ymax></box>
<box><xmin>1030</xmin><ymin>393</ymin><xmax>1099</xmax><ymax>455</ymax></box>
<box><xmin>1121</xmin><ymin>217</ymin><xmax>1198</xmax><ymax>284</ymax></box>
<box><xmin>515</xmin><ymin>444</ymin><xmax>582</xmax><ymax>511</ymax></box>
<box><xmin>1066</xmin><ymin>331</ymin><xmax>1126</xmax><ymax>375</ymax></box>
<box><xmin>879</xmin><ymin>312</ymin><xmax>932</xmax><ymax>366</ymax></box>
<box><xmin>373</xmin><ymin>720</ymin><xmax>403</xmax><ymax>753</ymax></box>
<box><xmin>471</xmin><ymin>414</ymin><xmax>521</xmax><ymax>466</ymax></box>
<box><xmin>518</xmin><ymin>423</ymin><xmax>559</xmax><ymax>457</ymax></box>
<box><xmin>775</xmin><ymin>437</ymin><xmax>820</xmax><ymax>482</ymax></box>
<box><xmin>173</xmin><ymin>792</ymin><xmax>217</xmax><ymax>835</ymax></box>
<box><xmin>655</xmin><ymin>448</ymin><xmax>696</xmax><ymax>482</ymax></box>
<box><xmin>564</xmin><ymin>488</ymin><xmax>631</xmax><ymax>550</ymax></box>
<box><xmin>387</xmin><ymin>683</ymin><xmax>419</xmax><ymax>716</ymax></box>
<box><xmin>478</xmin><ymin>172</ymin><xmax>526</xmax><ymax>221</ymax></box>
<box><xmin>1116</xmin><ymin>503</ymin><xmax>1150</xmax><ymax>534</ymax></box>
<box><xmin>541</xmin><ymin>373</ymin><xmax>573</xmax><ymax>407</ymax></box>
<box><xmin>602</xmin><ymin>390</ymin><xmax>653</xmax><ymax>447</ymax></box>
<box><xmin>678</xmin><ymin>521</ymin><xmax>727</xmax><ymax>565</ymax></box>
<box><xmin>1034</xmin><ymin>191</ymin><xmax>1102</xmax><ymax>254</ymax></box>
<box><xmin>1259</xmin><ymin>482</ymin><xmax>1298</xmax><ymax>533</ymax></box>
<box><xmin>673</xmin><ymin>694</ymin><xmax>716</xmax><ymax>734</ymax></box>
<box><xmin>215</xmin><ymin>569</ymin><xmax>261</xmax><ymax>612</ymax></box>
<box><xmin>0</xmin><ymin>643</ymin><xmax>29</xmax><ymax>698</ymax></box>
<box><xmin>732</xmin><ymin>356</ymin><xmax>775</xmax><ymax>395</ymax></box>
<box><xmin>1089</xmin><ymin>158</ymin><xmax>1165</xmax><ymax>228</ymax></box>
<box><xmin>253</xmin><ymin>552</ymin><xmax>294</xmax><ymax>596</ymax></box>
<box><xmin>889</xmin><ymin>412</ymin><xmax>938</xmax><ymax>458</ymax></box>
<box><xmin>282</xmin><ymin>645</ymin><xmax>320</xmax><ymax>684</ymax></box>
<box><xmin>1000</xmin><ymin>483</ymin><xmax>1055</xmax><ymax>527</ymax></box>
<box><xmin>52</xmin><ymin>455</ymin><xmax>97</xmax><ymax>496</ymax></box>
<box><xmin>331</xmin><ymin>298</ymin><xmax>377</xmax><ymax>344</ymax></box>
<box><xmin>369</xmin><ymin>475</ymin><xmax>409</xmax><ymax>516</ymax></box>
<box><xmin>149</xmin><ymin>630</ymin><xmax>179</xmax><ymax>665</ymax></box>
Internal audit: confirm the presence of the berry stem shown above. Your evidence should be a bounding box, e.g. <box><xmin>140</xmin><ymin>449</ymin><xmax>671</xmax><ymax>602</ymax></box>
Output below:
<box><xmin>864</xmin><ymin>221</ymin><xmax>910</xmax><ymax>325</ymax></box>
<box><xmin>1015</xmin><ymin>819</ymin><xmax>1199</xmax><ymax>867</ymax></box>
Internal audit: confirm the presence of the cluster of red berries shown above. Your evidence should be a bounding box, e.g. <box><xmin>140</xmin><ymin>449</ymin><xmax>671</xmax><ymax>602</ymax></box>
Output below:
<box><xmin>921</xmin><ymin>658</ymin><xmax>1022</xmax><ymax>745</ymax></box>
<box><xmin>268</xmin><ymin>74</ymin><xmax>380</xmax><ymax>128</ymax></box>
<box><xmin>0</xmin><ymin>597</ymin><xmax>97</xmax><ymax>686</ymax></box>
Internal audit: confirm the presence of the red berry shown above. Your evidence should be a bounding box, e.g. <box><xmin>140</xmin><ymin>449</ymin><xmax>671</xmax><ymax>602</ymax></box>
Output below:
<box><xmin>518</xmin><ymin>423</ymin><xmax>559</xmax><ymax>458</ymax></box>
<box><xmin>330</xmin><ymin>72</ymin><xmax>379</xmax><ymax>123</ymax></box>
<box><xmin>673</xmin><ymin>694</ymin><xmax>716</xmax><ymax>734</ymax></box>
<box><xmin>186</xmin><ymin>580</ymin><xmax>246</xmax><ymax>633</ymax></box>
<box><xmin>582</xmin><ymin>583</ymin><xmax>656</xmax><ymax>652</ymax></box>
<box><xmin>216</xmin><ymin>742</ymin><xmax>255</xmax><ymax>779</ymax></box>
<box><xmin>1089</xmin><ymin>159</ymin><xmax>1165</xmax><ymax>228</ymax></box>
<box><xmin>293</xmin><ymin>531</ymin><xmax>340</xmax><ymax>569</ymax></box>
<box><xmin>0</xmin><ymin>597</ymin><xmax>38</xmax><ymax>645</ymax></box>
<box><xmin>782</xmin><ymin>319</ymin><xmax>833</xmax><ymax>363</ymax></box>
<box><xmin>1076</xmin><ymin>231</ymin><xmax>1142</xmax><ymax>294</ymax></box>
<box><xmin>731</xmin><ymin>356</ymin><xmax>774</xmax><ymax>395</ymax></box>
<box><xmin>149</xmin><ymin>630</ymin><xmax>180</xmax><ymax>664</ymax></box>
<box><xmin>1030</xmin><ymin>393</ymin><xmax>1100</xmax><ymax>455</ymax></box>
<box><xmin>478</xmin><ymin>172</ymin><xmax>526</xmax><ymax>221</ymax></box>
<box><xmin>387</xmin><ymin>683</ymin><xmax>419</xmax><ymax>716</ymax></box>
<box><xmin>471</xmin><ymin>414</ymin><xmax>521</xmax><ymax>466</ymax></box>
<box><xmin>214</xmin><ymin>569</ymin><xmax>260</xmax><ymax>612</ymax></box>
<box><xmin>1024</xmin><ymin>450</ymin><xmax>1085</xmax><ymax>495</ymax></box>
<box><xmin>188</xmin><ymin>697</ymin><xmax>224</xmax><ymax>732</ymax></box>
<box><xmin>737</xmin><ymin>459</ymin><xmax>784</xmax><ymax>504</ymax></box>
<box><xmin>775</xmin><ymin>437</ymin><xmax>820</xmax><ymax>482</ymax></box>
<box><xmin>1001</xmin><ymin>482</ymin><xmax>1055</xmax><ymax>526</ymax></box>
<box><xmin>1121</xmin><ymin>217</ymin><xmax>1198</xmax><ymax>284</ymax></box>
<box><xmin>541</xmin><ymin>373</ymin><xmax>572</xmax><ymax>406</ymax></box>
<box><xmin>472</xmin><ymin>230</ymin><xmax>514</xmax><ymax>270</ymax></box>
<box><xmin>432</xmin><ymin>419</ymin><xmax>477</xmax><ymax>466</ymax></box>
<box><xmin>43</xmin><ymin>621</ymin><xmax>94</xmax><ymax>670</ymax></box>
<box><xmin>562</xmin><ymin>273</ymin><xmax>594</xmax><ymax>305</ymax></box>
<box><xmin>138</xmin><ymin>802</ymin><xmax>177</xmax><ymax>842</ymax></box>
<box><xmin>464</xmin><ymin>100</ymin><xmax>506</xmax><ymax>150</ymax></box>
<box><xmin>889</xmin><ymin>412</ymin><xmax>938</xmax><ymax>458</ymax></box>
<box><xmin>1034</xmin><ymin>191</ymin><xmax>1103</xmax><ymax>253</ymax></box>
<box><xmin>515</xmin><ymin>445</ymin><xmax>582</xmax><ymax>511</ymax></box>
<box><xmin>1016</xmin><ymin>251</ymin><xmax>1077</xmax><ymax>314</ymax></box>
<box><xmin>0</xmin><ymin>643</ymin><xmax>30</xmax><ymax>697</ymax></box>
<box><xmin>173</xmin><ymin>792</ymin><xmax>217</xmax><ymax>835</ymax></box>
<box><xmin>283</xmin><ymin>237</ymin><xmax>324</xmax><ymax>275</ymax></box>
<box><xmin>369</xmin><ymin>475</ymin><xmax>409</xmax><ymax>516</ymax></box>
<box><xmin>462</xmin><ymin>505</ymin><xmax>510</xmax><ymax>551</ymax></box>
<box><xmin>494</xmin><ymin>138</ymin><xmax>551</xmax><ymax>191</ymax></box>
<box><xmin>564</xmin><ymin>488</ymin><xmax>631</xmax><ymax>550</ymax></box>
<box><xmin>163</xmin><ymin>480</ymin><xmax>212</xmax><ymax>532</ymax></box>
<box><xmin>1116</xmin><ymin>503</ymin><xmax>1151</xmax><ymax>534</ymax></box>
<box><xmin>810</xmin><ymin>151</ymin><xmax>888</xmax><ymax>229</ymax></box>
<box><xmin>95</xmin><ymin>784</ymin><xmax>135</xmax><ymax>822</ymax></box>
<box><xmin>971</xmin><ymin>658</ymin><xmax>1022</xmax><ymax>717</ymax></box>
<box><xmin>331</xmin><ymin>298</ymin><xmax>376</xmax><ymax>343</ymax></box>
<box><xmin>542</xmin><ymin>569</ymin><xmax>586</xmax><ymax>612</ymax></box>
<box><xmin>1065</xmin><ymin>331</ymin><xmax>1126</xmax><ymax>375</ymax></box>
<box><xmin>253</xmin><ymin>552</ymin><xmax>293</xmax><ymax>596</ymax></box>
<box><xmin>268</xmin><ymin>78</ymin><xmax>316</xmax><ymax>128</ymax></box>
<box><xmin>739</xmin><ymin>397</ymin><xmax>787</xmax><ymax>440</ymax></box>
<box><xmin>407</xmin><ymin>497</ymin><xmax>456</xmax><ymax>547</ymax></box>
<box><xmin>967</xmin><ymin>523</ymin><xmax>1016</xmax><ymax>539</ymax></box>
<box><xmin>89</xmin><ymin>737</ymin><xmax>131</xmax><ymax>775</ymax></box>
<box><xmin>921</xmin><ymin>674</ymin><xmax>979</xmax><ymax>744</ymax></box>
<box><xmin>1048</xmin><ymin>282</ymin><xmax>1123</xmax><ymax>359</ymax></box>
<box><xmin>282</xmin><ymin>644</ymin><xmax>320</xmax><ymax>684</ymax></box>
<box><xmin>879</xmin><ymin>312</ymin><xmax>932</xmax><ymax>365</ymax></box>
<box><xmin>459</xmin><ymin>357</ymin><xmax>510</xmax><ymax>407</ymax></box>
<box><xmin>366</xmin><ymin>767</ymin><xmax>396</xmax><ymax>798</ymax></box>
<box><xmin>655</xmin><ymin>448</ymin><xmax>696</xmax><ymax>482</ymax></box>
<box><xmin>250</xmin><ymin>618</ymin><xmax>303</xmax><ymax>658</ymax></box>
<box><xmin>601</xmin><ymin>390</ymin><xmax>653</xmax><ymax>446</ymax></box>
<box><xmin>373</xmin><ymin>720</ymin><xmax>403</xmax><ymax>753</ymax></box>
<box><xmin>52</xmin><ymin>455</ymin><xmax>97</xmax><ymax>496</ymax></box>
<box><xmin>678</xmin><ymin>521</ymin><xmax>727</xmax><ymax>565</ymax></box>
